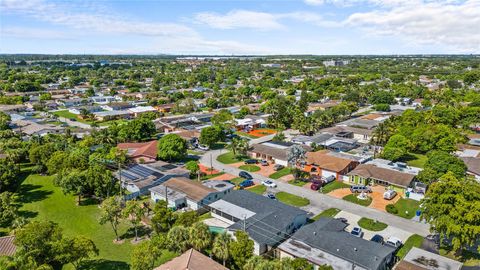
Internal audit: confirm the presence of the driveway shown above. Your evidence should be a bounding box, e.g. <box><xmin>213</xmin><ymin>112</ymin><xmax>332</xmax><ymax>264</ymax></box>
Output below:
<box><xmin>328</xmin><ymin>186</ymin><xmax>401</xmax><ymax>212</ymax></box>
<box><xmin>200</xmin><ymin>149</ymin><xmax>430</xmax><ymax>236</ymax></box>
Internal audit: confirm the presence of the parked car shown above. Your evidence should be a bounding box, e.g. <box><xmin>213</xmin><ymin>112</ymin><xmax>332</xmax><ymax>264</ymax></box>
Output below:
<box><xmin>244</xmin><ymin>159</ymin><xmax>258</xmax><ymax>164</ymax></box>
<box><xmin>239</xmin><ymin>180</ymin><xmax>254</xmax><ymax>188</ymax></box>
<box><xmin>266</xmin><ymin>193</ymin><xmax>277</xmax><ymax>200</ymax></box>
<box><xmin>383</xmin><ymin>190</ymin><xmax>397</xmax><ymax>200</ymax></box>
<box><xmin>351</xmin><ymin>227</ymin><xmax>363</xmax><ymax>238</ymax></box>
<box><xmin>323</xmin><ymin>175</ymin><xmax>336</xmax><ymax>185</ymax></box>
<box><xmin>370</xmin><ymin>234</ymin><xmax>384</xmax><ymax>244</ymax></box>
<box><xmin>335</xmin><ymin>217</ymin><xmax>348</xmax><ymax>224</ymax></box>
<box><xmin>260</xmin><ymin>160</ymin><xmax>269</xmax><ymax>166</ymax></box>
<box><xmin>239</xmin><ymin>171</ymin><xmax>253</xmax><ymax>179</ymax></box>
<box><xmin>273</xmin><ymin>164</ymin><xmax>284</xmax><ymax>171</ymax></box>
<box><xmin>310</xmin><ymin>181</ymin><xmax>322</xmax><ymax>191</ymax></box>
<box><xmin>350</xmin><ymin>185</ymin><xmax>372</xmax><ymax>193</ymax></box>
<box><xmin>262</xmin><ymin>180</ymin><xmax>277</xmax><ymax>188</ymax></box>
<box><xmin>385</xmin><ymin>237</ymin><xmax>403</xmax><ymax>248</ymax></box>
<box><xmin>197</xmin><ymin>144</ymin><xmax>209</xmax><ymax>151</ymax></box>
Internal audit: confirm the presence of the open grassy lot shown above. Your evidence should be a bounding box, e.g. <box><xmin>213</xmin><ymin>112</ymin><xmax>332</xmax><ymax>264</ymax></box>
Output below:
<box><xmin>321</xmin><ymin>181</ymin><xmax>350</xmax><ymax>194</ymax></box>
<box><xmin>269</xmin><ymin>167</ymin><xmax>292</xmax><ymax>179</ymax></box>
<box><xmin>397</xmin><ymin>234</ymin><xmax>424</xmax><ymax>259</ymax></box>
<box><xmin>53</xmin><ymin>110</ymin><xmax>89</xmax><ymax>123</ymax></box>
<box><xmin>342</xmin><ymin>194</ymin><xmax>373</xmax><ymax>207</ymax></box>
<box><xmin>217</xmin><ymin>152</ymin><xmax>246</xmax><ymax>164</ymax></box>
<box><xmin>238</xmin><ymin>164</ymin><xmax>261</xmax><ymax>172</ymax></box>
<box><xmin>275</xmin><ymin>192</ymin><xmax>310</xmax><ymax>207</ymax></box>
<box><xmin>388</xmin><ymin>198</ymin><xmax>421</xmax><ymax>219</ymax></box>
<box><xmin>404</xmin><ymin>153</ymin><xmax>427</xmax><ymax>168</ymax></box>
<box><xmin>288</xmin><ymin>179</ymin><xmax>308</xmax><ymax>187</ymax></box>
<box><xmin>311</xmin><ymin>208</ymin><xmax>340</xmax><ymax>221</ymax></box>
<box><xmin>17</xmin><ymin>174</ymin><xmax>176</xmax><ymax>270</ymax></box>
<box><xmin>246</xmin><ymin>185</ymin><xmax>267</xmax><ymax>195</ymax></box>
<box><xmin>357</xmin><ymin>217</ymin><xmax>388</xmax><ymax>231</ymax></box>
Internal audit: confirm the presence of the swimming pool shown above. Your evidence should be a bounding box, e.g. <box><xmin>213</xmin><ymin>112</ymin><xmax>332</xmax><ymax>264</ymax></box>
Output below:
<box><xmin>209</xmin><ymin>226</ymin><xmax>226</xmax><ymax>234</ymax></box>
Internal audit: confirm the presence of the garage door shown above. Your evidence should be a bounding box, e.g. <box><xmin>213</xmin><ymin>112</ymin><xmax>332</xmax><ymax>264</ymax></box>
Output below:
<box><xmin>321</xmin><ymin>170</ymin><xmax>337</xmax><ymax>179</ymax></box>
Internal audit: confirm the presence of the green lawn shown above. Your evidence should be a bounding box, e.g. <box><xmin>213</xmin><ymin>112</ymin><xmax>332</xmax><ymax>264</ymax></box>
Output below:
<box><xmin>17</xmin><ymin>174</ymin><xmax>177</xmax><ymax>270</ymax></box>
<box><xmin>201</xmin><ymin>172</ymin><xmax>225</xmax><ymax>180</ymax></box>
<box><xmin>276</xmin><ymin>192</ymin><xmax>310</xmax><ymax>207</ymax></box>
<box><xmin>229</xmin><ymin>177</ymin><xmax>246</xmax><ymax>186</ymax></box>
<box><xmin>53</xmin><ymin>110</ymin><xmax>90</xmax><ymax>124</ymax></box>
<box><xmin>247</xmin><ymin>185</ymin><xmax>267</xmax><ymax>195</ymax></box>
<box><xmin>311</xmin><ymin>208</ymin><xmax>340</xmax><ymax>221</ymax></box>
<box><xmin>357</xmin><ymin>218</ymin><xmax>388</xmax><ymax>231</ymax></box>
<box><xmin>216</xmin><ymin>152</ymin><xmax>246</xmax><ymax>164</ymax></box>
<box><xmin>321</xmin><ymin>181</ymin><xmax>350</xmax><ymax>194</ymax></box>
<box><xmin>404</xmin><ymin>153</ymin><xmax>427</xmax><ymax>168</ymax></box>
<box><xmin>269</xmin><ymin>167</ymin><xmax>292</xmax><ymax>179</ymax></box>
<box><xmin>238</xmin><ymin>164</ymin><xmax>261</xmax><ymax>172</ymax></box>
<box><xmin>288</xmin><ymin>179</ymin><xmax>308</xmax><ymax>187</ymax></box>
<box><xmin>389</xmin><ymin>198</ymin><xmax>421</xmax><ymax>219</ymax></box>
<box><xmin>342</xmin><ymin>194</ymin><xmax>373</xmax><ymax>207</ymax></box>
<box><xmin>440</xmin><ymin>246</ymin><xmax>480</xmax><ymax>266</ymax></box>
<box><xmin>397</xmin><ymin>234</ymin><xmax>424</xmax><ymax>259</ymax></box>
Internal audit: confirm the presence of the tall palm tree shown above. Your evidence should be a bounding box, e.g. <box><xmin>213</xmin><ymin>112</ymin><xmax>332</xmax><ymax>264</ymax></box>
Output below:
<box><xmin>212</xmin><ymin>232</ymin><xmax>231</xmax><ymax>266</ymax></box>
<box><xmin>188</xmin><ymin>222</ymin><xmax>211</xmax><ymax>252</ymax></box>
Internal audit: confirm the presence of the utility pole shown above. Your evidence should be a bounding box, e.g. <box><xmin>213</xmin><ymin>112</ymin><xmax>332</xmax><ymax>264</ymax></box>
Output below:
<box><xmin>165</xmin><ymin>185</ymin><xmax>168</xmax><ymax>206</ymax></box>
<box><xmin>210</xmin><ymin>153</ymin><xmax>213</xmax><ymax>175</ymax></box>
<box><xmin>243</xmin><ymin>215</ymin><xmax>246</xmax><ymax>231</ymax></box>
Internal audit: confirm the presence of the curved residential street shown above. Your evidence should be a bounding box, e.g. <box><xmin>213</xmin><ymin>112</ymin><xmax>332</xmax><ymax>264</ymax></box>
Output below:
<box><xmin>200</xmin><ymin>143</ymin><xmax>431</xmax><ymax>237</ymax></box>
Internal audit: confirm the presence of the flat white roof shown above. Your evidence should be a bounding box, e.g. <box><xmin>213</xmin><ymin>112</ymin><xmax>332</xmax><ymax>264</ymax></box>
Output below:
<box><xmin>129</xmin><ymin>106</ymin><xmax>156</xmax><ymax>113</ymax></box>
<box><xmin>404</xmin><ymin>247</ymin><xmax>462</xmax><ymax>270</ymax></box>
<box><xmin>209</xmin><ymin>200</ymin><xmax>256</xmax><ymax>220</ymax></box>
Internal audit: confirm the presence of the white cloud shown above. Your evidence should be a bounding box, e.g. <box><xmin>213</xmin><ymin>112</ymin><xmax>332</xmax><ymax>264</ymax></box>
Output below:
<box><xmin>345</xmin><ymin>0</ymin><xmax>480</xmax><ymax>52</ymax></box>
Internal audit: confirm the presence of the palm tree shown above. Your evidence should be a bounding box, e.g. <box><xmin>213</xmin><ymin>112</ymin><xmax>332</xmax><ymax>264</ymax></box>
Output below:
<box><xmin>167</xmin><ymin>226</ymin><xmax>190</xmax><ymax>253</ymax></box>
<box><xmin>212</xmin><ymin>232</ymin><xmax>231</xmax><ymax>266</ymax></box>
<box><xmin>188</xmin><ymin>222</ymin><xmax>211</xmax><ymax>252</ymax></box>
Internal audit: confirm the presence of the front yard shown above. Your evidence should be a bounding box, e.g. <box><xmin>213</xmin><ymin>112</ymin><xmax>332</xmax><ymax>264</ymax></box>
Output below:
<box><xmin>269</xmin><ymin>167</ymin><xmax>292</xmax><ymax>179</ymax></box>
<box><xmin>217</xmin><ymin>152</ymin><xmax>246</xmax><ymax>164</ymax></box>
<box><xmin>397</xmin><ymin>234</ymin><xmax>424</xmax><ymax>259</ymax></box>
<box><xmin>321</xmin><ymin>181</ymin><xmax>350</xmax><ymax>194</ymax></box>
<box><xmin>311</xmin><ymin>208</ymin><xmax>340</xmax><ymax>221</ymax></box>
<box><xmin>357</xmin><ymin>217</ymin><xmax>388</xmax><ymax>231</ymax></box>
<box><xmin>343</xmin><ymin>194</ymin><xmax>373</xmax><ymax>207</ymax></box>
<box><xmin>246</xmin><ymin>185</ymin><xmax>267</xmax><ymax>195</ymax></box>
<box><xmin>387</xmin><ymin>198</ymin><xmax>421</xmax><ymax>219</ymax></box>
<box><xmin>288</xmin><ymin>179</ymin><xmax>309</xmax><ymax>187</ymax></box>
<box><xmin>238</xmin><ymin>164</ymin><xmax>261</xmax><ymax>172</ymax></box>
<box><xmin>276</xmin><ymin>192</ymin><xmax>310</xmax><ymax>207</ymax></box>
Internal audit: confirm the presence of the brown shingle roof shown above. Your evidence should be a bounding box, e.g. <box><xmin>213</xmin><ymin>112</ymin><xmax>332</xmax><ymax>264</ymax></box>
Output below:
<box><xmin>0</xmin><ymin>236</ymin><xmax>16</xmax><ymax>256</ymax></box>
<box><xmin>347</xmin><ymin>164</ymin><xmax>415</xmax><ymax>188</ymax></box>
<box><xmin>461</xmin><ymin>157</ymin><xmax>480</xmax><ymax>176</ymax></box>
<box><xmin>250</xmin><ymin>143</ymin><xmax>288</xmax><ymax>160</ymax></box>
<box><xmin>117</xmin><ymin>140</ymin><xmax>157</xmax><ymax>159</ymax></box>
<box><xmin>154</xmin><ymin>248</ymin><xmax>228</xmax><ymax>270</ymax></box>
<box><xmin>163</xmin><ymin>177</ymin><xmax>215</xmax><ymax>201</ymax></box>
<box><xmin>306</xmin><ymin>150</ymin><xmax>357</xmax><ymax>172</ymax></box>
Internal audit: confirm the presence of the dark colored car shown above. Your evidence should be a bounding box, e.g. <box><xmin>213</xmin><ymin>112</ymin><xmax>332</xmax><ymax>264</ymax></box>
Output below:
<box><xmin>239</xmin><ymin>179</ymin><xmax>254</xmax><ymax>188</ymax></box>
<box><xmin>244</xmin><ymin>159</ymin><xmax>258</xmax><ymax>164</ymax></box>
<box><xmin>335</xmin><ymin>217</ymin><xmax>348</xmax><ymax>224</ymax></box>
<box><xmin>260</xmin><ymin>160</ymin><xmax>269</xmax><ymax>166</ymax></box>
<box><xmin>370</xmin><ymin>234</ymin><xmax>384</xmax><ymax>244</ymax></box>
<box><xmin>239</xmin><ymin>171</ymin><xmax>253</xmax><ymax>179</ymax></box>
<box><xmin>266</xmin><ymin>193</ymin><xmax>277</xmax><ymax>200</ymax></box>
<box><xmin>310</xmin><ymin>181</ymin><xmax>322</xmax><ymax>191</ymax></box>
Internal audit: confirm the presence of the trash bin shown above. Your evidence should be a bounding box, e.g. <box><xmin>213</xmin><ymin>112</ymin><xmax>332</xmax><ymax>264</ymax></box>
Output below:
<box><xmin>416</xmin><ymin>210</ymin><xmax>421</xmax><ymax>216</ymax></box>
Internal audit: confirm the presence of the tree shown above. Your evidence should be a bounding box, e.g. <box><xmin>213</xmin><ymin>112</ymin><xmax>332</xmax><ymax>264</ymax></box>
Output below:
<box><xmin>0</xmin><ymin>191</ymin><xmax>18</xmax><ymax>227</ymax></box>
<box><xmin>373</xmin><ymin>103</ymin><xmax>390</xmax><ymax>112</ymax></box>
<box><xmin>281</xmin><ymin>257</ymin><xmax>315</xmax><ymax>270</ymax></box>
<box><xmin>0</xmin><ymin>158</ymin><xmax>20</xmax><ymax>192</ymax></box>
<box><xmin>229</xmin><ymin>137</ymin><xmax>249</xmax><ymax>157</ymax></box>
<box><xmin>189</xmin><ymin>222</ymin><xmax>212</xmax><ymax>252</ymax></box>
<box><xmin>185</xmin><ymin>160</ymin><xmax>200</xmax><ymax>180</ymax></box>
<box><xmin>212</xmin><ymin>232</ymin><xmax>232</xmax><ymax>266</ymax></box>
<box><xmin>381</xmin><ymin>134</ymin><xmax>410</xmax><ymax>161</ymax></box>
<box><xmin>29</xmin><ymin>143</ymin><xmax>55</xmax><ymax>172</ymax></box>
<box><xmin>151</xmin><ymin>200</ymin><xmax>175</xmax><ymax>234</ymax></box>
<box><xmin>417</xmin><ymin>151</ymin><xmax>466</xmax><ymax>184</ymax></box>
<box><xmin>421</xmin><ymin>172</ymin><xmax>480</xmax><ymax>253</ymax></box>
<box><xmin>212</xmin><ymin>109</ymin><xmax>234</xmax><ymax>129</ymax></box>
<box><xmin>200</xmin><ymin>125</ymin><xmax>224</xmax><ymax>148</ymax></box>
<box><xmin>54</xmin><ymin>169</ymin><xmax>88</xmax><ymax>205</ymax></box>
<box><xmin>118</xmin><ymin>118</ymin><xmax>156</xmax><ymax>142</ymax></box>
<box><xmin>167</xmin><ymin>226</ymin><xmax>190</xmax><ymax>253</ymax></box>
<box><xmin>174</xmin><ymin>211</ymin><xmax>199</xmax><ymax>227</ymax></box>
<box><xmin>122</xmin><ymin>200</ymin><xmax>146</xmax><ymax>241</ymax></box>
<box><xmin>55</xmin><ymin>236</ymin><xmax>99</xmax><ymax>269</ymax></box>
<box><xmin>287</xmin><ymin>145</ymin><xmax>306</xmax><ymax>179</ymax></box>
<box><xmin>46</xmin><ymin>151</ymin><xmax>69</xmax><ymax>175</ymax></box>
<box><xmin>99</xmin><ymin>196</ymin><xmax>123</xmax><ymax>242</ymax></box>
<box><xmin>131</xmin><ymin>239</ymin><xmax>162</xmax><ymax>270</ymax></box>
<box><xmin>229</xmin><ymin>231</ymin><xmax>254</xmax><ymax>269</ymax></box>
<box><xmin>157</xmin><ymin>134</ymin><xmax>187</xmax><ymax>161</ymax></box>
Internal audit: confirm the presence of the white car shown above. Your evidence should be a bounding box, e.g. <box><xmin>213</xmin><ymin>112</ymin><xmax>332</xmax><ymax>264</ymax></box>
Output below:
<box><xmin>197</xmin><ymin>144</ymin><xmax>210</xmax><ymax>151</ymax></box>
<box><xmin>262</xmin><ymin>180</ymin><xmax>277</xmax><ymax>188</ymax></box>
<box><xmin>383</xmin><ymin>190</ymin><xmax>397</xmax><ymax>200</ymax></box>
<box><xmin>385</xmin><ymin>237</ymin><xmax>403</xmax><ymax>248</ymax></box>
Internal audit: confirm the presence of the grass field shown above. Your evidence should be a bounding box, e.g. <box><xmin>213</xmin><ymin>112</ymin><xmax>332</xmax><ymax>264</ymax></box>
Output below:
<box><xmin>216</xmin><ymin>152</ymin><xmax>246</xmax><ymax>164</ymax></box>
<box><xmin>390</xmin><ymin>198</ymin><xmax>421</xmax><ymax>219</ymax></box>
<box><xmin>53</xmin><ymin>110</ymin><xmax>90</xmax><ymax>123</ymax></box>
<box><xmin>229</xmin><ymin>177</ymin><xmax>246</xmax><ymax>186</ymax></box>
<box><xmin>404</xmin><ymin>153</ymin><xmax>428</xmax><ymax>168</ymax></box>
<box><xmin>246</xmin><ymin>185</ymin><xmax>267</xmax><ymax>195</ymax></box>
<box><xmin>342</xmin><ymin>194</ymin><xmax>373</xmax><ymax>207</ymax></box>
<box><xmin>397</xmin><ymin>234</ymin><xmax>424</xmax><ymax>259</ymax></box>
<box><xmin>321</xmin><ymin>181</ymin><xmax>350</xmax><ymax>194</ymax></box>
<box><xmin>288</xmin><ymin>179</ymin><xmax>308</xmax><ymax>187</ymax></box>
<box><xmin>269</xmin><ymin>167</ymin><xmax>292</xmax><ymax>179</ymax></box>
<box><xmin>238</xmin><ymin>164</ymin><xmax>261</xmax><ymax>172</ymax></box>
<box><xmin>276</xmin><ymin>192</ymin><xmax>310</xmax><ymax>207</ymax></box>
<box><xmin>311</xmin><ymin>208</ymin><xmax>340</xmax><ymax>221</ymax></box>
<box><xmin>17</xmin><ymin>174</ymin><xmax>177</xmax><ymax>269</ymax></box>
<box><xmin>357</xmin><ymin>217</ymin><xmax>388</xmax><ymax>231</ymax></box>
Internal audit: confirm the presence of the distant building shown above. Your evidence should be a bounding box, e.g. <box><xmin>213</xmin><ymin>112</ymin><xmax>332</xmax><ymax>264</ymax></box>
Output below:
<box><xmin>154</xmin><ymin>248</ymin><xmax>228</xmax><ymax>270</ymax></box>
<box><xmin>249</xmin><ymin>141</ymin><xmax>311</xmax><ymax>167</ymax></box>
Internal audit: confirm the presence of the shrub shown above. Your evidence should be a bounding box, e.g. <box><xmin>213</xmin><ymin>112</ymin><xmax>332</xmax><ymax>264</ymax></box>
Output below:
<box><xmin>386</xmin><ymin>204</ymin><xmax>398</xmax><ymax>214</ymax></box>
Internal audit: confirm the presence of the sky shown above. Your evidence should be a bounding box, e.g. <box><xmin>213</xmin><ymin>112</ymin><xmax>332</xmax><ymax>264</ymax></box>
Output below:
<box><xmin>1</xmin><ymin>0</ymin><xmax>479</xmax><ymax>55</ymax></box>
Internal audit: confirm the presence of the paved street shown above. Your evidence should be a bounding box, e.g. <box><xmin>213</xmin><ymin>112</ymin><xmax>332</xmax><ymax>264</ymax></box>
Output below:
<box><xmin>200</xmin><ymin>148</ymin><xmax>430</xmax><ymax>236</ymax></box>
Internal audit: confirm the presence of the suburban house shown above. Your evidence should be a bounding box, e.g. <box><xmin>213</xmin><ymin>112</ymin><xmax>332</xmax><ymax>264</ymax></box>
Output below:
<box><xmin>347</xmin><ymin>159</ymin><xmax>421</xmax><ymax>195</ymax></box>
<box><xmin>11</xmin><ymin>119</ymin><xmax>64</xmax><ymax>137</ymax></box>
<box><xmin>208</xmin><ymin>190</ymin><xmax>308</xmax><ymax>255</ymax></box>
<box><xmin>305</xmin><ymin>150</ymin><xmax>359</xmax><ymax>181</ymax></box>
<box><xmin>117</xmin><ymin>140</ymin><xmax>157</xmax><ymax>163</ymax></box>
<box><xmin>93</xmin><ymin>110</ymin><xmax>132</xmax><ymax>121</ymax></box>
<box><xmin>249</xmin><ymin>141</ymin><xmax>311</xmax><ymax>166</ymax></box>
<box><xmin>116</xmin><ymin>161</ymin><xmax>190</xmax><ymax>199</ymax></box>
<box><xmin>292</xmin><ymin>132</ymin><xmax>360</xmax><ymax>152</ymax></box>
<box><xmin>68</xmin><ymin>105</ymin><xmax>103</xmax><ymax>115</ymax></box>
<box><xmin>90</xmin><ymin>95</ymin><xmax>118</xmax><ymax>104</ymax></box>
<box><xmin>235</xmin><ymin>114</ymin><xmax>267</xmax><ymax>131</ymax></box>
<box><xmin>394</xmin><ymin>247</ymin><xmax>462</xmax><ymax>270</ymax></box>
<box><xmin>56</xmin><ymin>98</ymin><xmax>89</xmax><ymax>108</ymax></box>
<box><xmin>154</xmin><ymin>248</ymin><xmax>228</xmax><ymax>270</ymax></box>
<box><xmin>304</xmin><ymin>100</ymin><xmax>340</xmax><ymax>116</ymax></box>
<box><xmin>0</xmin><ymin>235</ymin><xmax>16</xmax><ymax>257</ymax></box>
<box><xmin>128</xmin><ymin>105</ymin><xmax>157</xmax><ymax>117</ymax></box>
<box><xmin>277</xmin><ymin>217</ymin><xmax>396</xmax><ymax>270</ymax></box>
<box><xmin>460</xmin><ymin>157</ymin><xmax>480</xmax><ymax>181</ymax></box>
<box><xmin>149</xmin><ymin>177</ymin><xmax>234</xmax><ymax>211</ymax></box>
<box><xmin>101</xmin><ymin>102</ymin><xmax>133</xmax><ymax>111</ymax></box>
<box><xmin>155</xmin><ymin>103</ymin><xmax>175</xmax><ymax>113</ymax></box>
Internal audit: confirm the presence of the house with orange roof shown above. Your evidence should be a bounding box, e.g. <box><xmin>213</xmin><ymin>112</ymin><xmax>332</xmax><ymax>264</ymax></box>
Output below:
<box><xmin>305</xmin><ymin>150</ymin><xmax>359</xmax><ymax>181</ymax></box>
<box><xmin>117</xmin><ymin>140</ymin><xmax>157</xmax><ymax>163</ymax></box>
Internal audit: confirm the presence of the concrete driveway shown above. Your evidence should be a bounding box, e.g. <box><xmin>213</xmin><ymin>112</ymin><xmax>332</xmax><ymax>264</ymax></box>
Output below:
<box><xmin>328</xmin><ymin>185</ymin><xmax>401</xmax><ymax>212</ymax></box>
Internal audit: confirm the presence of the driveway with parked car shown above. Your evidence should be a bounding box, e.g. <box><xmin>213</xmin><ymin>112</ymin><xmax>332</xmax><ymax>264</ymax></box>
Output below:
<box><xmin>328</xmin><ymin>185</ymin><xmax>401</xmax><ymax>212</ymax></box>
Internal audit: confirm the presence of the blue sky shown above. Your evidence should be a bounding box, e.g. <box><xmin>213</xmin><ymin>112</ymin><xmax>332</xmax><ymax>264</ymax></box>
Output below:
<box><xmin>1</xmin><ymin>0</ymin><xmax>479</xmax><ymax>55</ymax></box>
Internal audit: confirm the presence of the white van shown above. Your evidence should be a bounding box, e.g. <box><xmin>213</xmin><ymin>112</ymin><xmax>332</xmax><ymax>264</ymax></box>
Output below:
<box><xmin>383</xmin><ymin>190</ymin><xmax>397</xmax><ymax>200</ymax></box>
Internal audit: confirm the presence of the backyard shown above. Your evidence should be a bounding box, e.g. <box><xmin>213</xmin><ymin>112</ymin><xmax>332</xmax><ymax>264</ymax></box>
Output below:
<box><xmin>275</xmin><ymin>192</ymin><xmax>310</xmax><ymax>207</ymax></box>
<box><xmin>17</xmin><ymin>174</ymin><xmax>176</xmax><ymax>270</ymax></box>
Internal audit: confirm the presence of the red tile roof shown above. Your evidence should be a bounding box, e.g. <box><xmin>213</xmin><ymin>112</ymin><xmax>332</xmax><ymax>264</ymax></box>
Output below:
<box><xmin>117</xmin><ymin>140</ymin><xmax>157</xmax><ymax>159</ymax></box>
<box><xmin>154</xmin><ymin>248</ymin><xmax>228</xmax><ymax>270</ymax></box>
